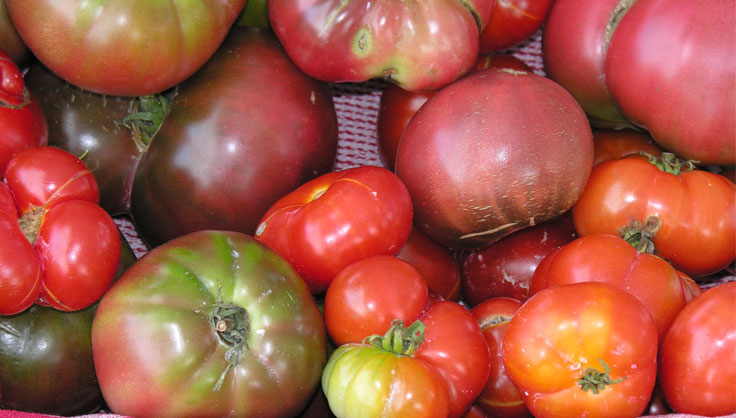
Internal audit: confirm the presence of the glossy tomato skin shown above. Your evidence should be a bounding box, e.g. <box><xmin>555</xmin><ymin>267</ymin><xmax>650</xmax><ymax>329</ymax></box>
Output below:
<box><xmin>0</xmin><ymin>49</ymin><xmax>47</xmax><ymax>176</ymax></box>
<box><xmin>396</xmin><ymin>226</ymin><xmax>462</xmax><ymax>301</ymax></box>
<box><xmin>268</xmin><ymin>0</ymin><xmax>493</xmax><ymax>92</ymax></box>
<box><xmin>479</xmin><ymin>0</ymin><xmax>554</xmax><ymax>53</ymax></box>
<box><xmin>605</xmin><ymin>0</ymin><xmax>735</xmax><ymax>164</ymax></box>
<box><xmin>132</xmin><ymin>27</ymin><xmax>338</xmax><ymax>248</ymax></box>
<box><xmin>6</xmin><ymin>0</ymin><xmax>247</xmax><ymax>96</ymax></box>
<box><xmin>255</xmin><ymin>165</ymin><xmax>413</xmax><ymax>294</ymax></box>
<box><xmin>470</xmin><ymin>297</ymin><xmax>530</xmax><ymax>418</ymax></box>
<box><xmin>460</xmin><ymin>214</ymin><xmax>576</xmax><ymax>306</ymax></box>
<box><xmin>503</xmin><ymin>281</ymin><xmax>658</xmax><ymax>418</ymax></box>
<box><xmin>396</xmin><ymin>69</ymin><xmax>593</xmax><ymax>250</ymax></box>
<box><xmin>93</xmin><ymin>230</ymin><xmax>327</xmax><ymax>418</ymax></box>
<box><xmin>658</xmin><ymin>282</ymin><xmax>736</xmax><ymax>416</ymax></box>
<box><xmin>573</xmin><ymin>156</ymin><xmax>736</xmax><ymax>277</ymax></box>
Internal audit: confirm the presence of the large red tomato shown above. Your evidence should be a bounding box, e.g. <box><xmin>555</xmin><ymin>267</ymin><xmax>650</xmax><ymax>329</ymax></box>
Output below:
<box><xmin>503</xmin><ymin>281</ymin><xmax>659</xmax><ymax>418</ymax></box>
<box><xmin>6</xmin><ymin>0</ymin><xmax>247</xmax><ymax>96</ymax></box>
<box><xmin>0</xmin><ymin>146</ymin><xmax>120</xmax><ymax>314</ymax></box>
<box><xmin>0</xmin><ymin>48</ymin><xmax>47</xmax><ymax>176</ymax></box>
<box><xmin>255</xmin><ymin>165</ymin><xmax>413</xmax><ymax>294</ymax></box>
<box><xmin>396</xmin><ymin>68</ymin><xmax>593</xmax><ymax>250</ymax></box>
<box><xmin>479</xmin><ymin>0</ymin><xmax>554</xmax><ymax>53</ymax></box>
<box><xmin>605</xmin><ymin>0</ymin><xmax>735</xmax><ymax>164</ymax></box>
<box><xmin>658</xmin><ymin>282</ymin><xmax>736</xmax><ymax>416</ymax></box>
<box><xmin>573</xmin><ymin>154</ymin><xmax>736</xmax><ymax>277</ymax></box>
<box><xmin>268</xmin><ymin>0</ymin><xmax>494</xmax><ymax>91</ymax></box>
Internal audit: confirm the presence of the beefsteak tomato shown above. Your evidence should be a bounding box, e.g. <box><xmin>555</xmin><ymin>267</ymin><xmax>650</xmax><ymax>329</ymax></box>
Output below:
<box><xmin>92</xmin><ymin>230</ymin><xmax>327</xmax><ymax>418</ymax></box>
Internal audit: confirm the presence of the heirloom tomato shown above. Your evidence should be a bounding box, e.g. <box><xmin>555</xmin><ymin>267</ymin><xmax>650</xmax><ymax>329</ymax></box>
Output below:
<box><xmin>573</xmin><ymin>153</ymin><xmax>736</xmax><ymax>277</ymax></box>
<box><xmin>396</xmin><ymin>68</ymin><xmax>593</xmax><ymax>250</ymax></box>
<box><xmin>255</xmin><ymin>165</ymin><xmax>413</xmax><ymax>294</ymax></box>
<box><xmin>658</xmin><ymin>282</ymin><xmax>736</xmax><ymax>416</ymax></box>
<box><xmin>0</xmin><ymin>146</ymin><xmax>120</xmax><ymax>315</ymax></box>
<box><xmin>479</xmin><ymin>0</ymin><xmax>554</xmax><ymax>53</ymax></box>
<box><xmin>503</xmin><ymin>281</ymin><xmax>658</xmax><ymax>418</ymax></box>
<box><xmin>131</xmin><ymin>27</ymin><xmax>338</xmax><ymax>248</ymax></box>
<box><xmin>324</xmin><ymin>255</ymin><xmax>429</xmax><ymax>346</ymax></box>
<box><xmin>0</xmin><ymin>48</ymin><xmax>47</xmax><ymax>176</ymax></box>
<box><xmin>268</xmin><ymin>0</ymin><xmax>494</xmax><ymax>91</ymax></box>
<box><xmin>92</xmin><ymin>230</ymin><xmax>327</xmax><ymax>418</ymax></box>
<box><xmin>6</xmin><ymin>0</ymin><xmax>247</xmax><ymax>96</ymax></box>
<box><xmin>323</xmin><ymin>301</ymin><xmax>491</xmax><ymax>418</ymax></box>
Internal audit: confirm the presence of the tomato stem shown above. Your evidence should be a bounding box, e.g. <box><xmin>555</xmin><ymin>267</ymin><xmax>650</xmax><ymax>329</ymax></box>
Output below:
<box><xmin>643</xmin><ymin>151</ymin><xmax>698</xmax><ymax>175</ymax></box>
<box><xmin>206</xmin><ymin>284</ymin><xmax>249</xmax><ymax>392</ymax></box>
<box><xmin>363</xmin><ymin>319</ymin><xmax>425</xmax><ymax>356</ymax></box>
<box><xmin>619</xmin><ymin>216</ymin><xmax>661</xmax><ymax>254</ymax></box>
<box><xmin>578</xmin><ymin>358</ymin><xmax>626</xmax><ymax>394</ymax></box>
<box><xmin>120</xmin><ymin>90</ymin><xmax>174</xmax><ymax>152</ymax></box>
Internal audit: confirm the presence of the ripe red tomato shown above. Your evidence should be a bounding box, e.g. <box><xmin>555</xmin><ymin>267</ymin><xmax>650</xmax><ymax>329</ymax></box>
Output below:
<box><xmin>530</xmin><ymin>233</ymin><xmax>690</xmax><ymax>339</ymax></box>
<box><xmin>255</xmin><ymin>165</ymin><xmax>413</xmax><ymax>294</ymax></box>
<box><xmin>479</xmin><ymin>0</ymin><xmax>554</xmax><ymax>53</ymax></box>
<box><xmin>323</xmin><ymin>301</ymin><xmax>491</xmax><ymax>418</ymax></box>
<box><xmin>324</xmin><ymin>255</ymin><xmax>429</xmax><ymax>346</ymax></box>
<box><xmin>470</xmin><ymin>297</ymin><xmax>530</xmax><ymax>418</ymax></box>
<box><xmin>396</xmin><ymin>226</ymin><xmax>462</xmax><ymax>301</ymax></box>
<box><xmin>6</xmin><ymin>0</ymin><xmax>247</xmax><ymax>96</ymax></box>
<box><xmin>503</xmin><ymin>281</ymin><xmax>659</xmax><ymax>418</ymax></box>
<box><xmin>658</xmin><ymin>282</ymin><xmax>736</xmax><ymax>416</ymax></box>
<box><xmin>592</xmin><ymin>129</ymin><xmax>665</xmax><ymax>166</ymax></box>
<box><xmin>0</xmin><ymin>49</ymin><xmax>47</xmax><ymax>176</ymax></box>
<box><xmin>0</xmin><ymin>146</ymin><xmax>120</xmax><ymax>314</ymax></box>
<box><xmin>573</xmin><ymin>154</ymin><xmax>736</xmax><ymax>277</ymax></box>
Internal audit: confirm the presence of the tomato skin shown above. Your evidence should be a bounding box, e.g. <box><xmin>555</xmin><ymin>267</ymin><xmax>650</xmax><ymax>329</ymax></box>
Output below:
<box><xmin>479</xmin><ymin>0</ymin><xmax>554</xmax><ymax>53</ymax></box>
<box><xmin>573</xmin><ymin>157</ymin><xmax>736</xmax><ymax>277</ymax></box>
<box><xmin>6</xmin><ymin>0</ymin><xmax>247</xmax><ymax>96</ymax></box>
<box><xmin>658</xmin><ymin>282</ymin><xmax>736</xmax><ymax>416</ymax></box>
<box><xmin>256</xmin><ymin>165</ymin><xmax>413</xmax><ymax>294</ymax></box>
<box><xmin>592</xmin><ymin>129</ymin><xmax>664</xmax><ymax>166</ymax></box>
<box><xmin>0</xmin><ymin>3</ymin><xmax>29</xmax><ymax>66</ymax></box>
<box><xmin>503</xmin><ymin>281</ymin><xmax>658</xmax><ymax>418</ymax></box>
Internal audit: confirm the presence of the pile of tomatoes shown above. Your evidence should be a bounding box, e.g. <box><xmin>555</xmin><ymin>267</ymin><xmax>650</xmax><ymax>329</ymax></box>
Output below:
<box><xmin>1</xmin><ymin>0</ymin><xmax>734</xmax><ymax>417</ymax></box>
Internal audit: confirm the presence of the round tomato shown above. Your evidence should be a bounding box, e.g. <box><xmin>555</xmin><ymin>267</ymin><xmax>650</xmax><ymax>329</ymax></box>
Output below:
<box><xmin>658</xmin><ymin>282</ymin><xmax>736</xmax><ymax>416</ymax></box>
<box><xmin>323</xmin><ymin>301</ymin><xmax>491</xmax><ymax>418</ymax></box>
<box><xmin>1</xmin><ymin>146</ymin><xmax>120</xmax><ymax>314</ymax></box>
<box><xmin>255</xmin><ymin>165</ymin><xmax>413</xmax><ymax>294</ymax></box>
<box><xmin>573</xmin><ymin>154</ymin><xmax>736</xmax><ymax>277</ymax></box>
<box><xmin>503</xmin><ymin>281</ymin><xmax>659</xmax><ymax>418</ymax></box>
<box><xmin>0</xmin><ymin>49</ymin><xmax>47</xmax><ymax>177</ymax></box>
<box><xmin>6</xmin><ymin>0</ymin><xmax>247</xmax><ymax>96</ymax></box>
<box><xmin>92</xmin><ymin>230</ymin><xmax>327</xmax><ymax>418</ymax></box>
<box><xmin>479</xmin><ymin>0</ymin><xmax>554</xmax><ymax>53</ymax></box>
<box><xmin>605</xmin><ymin>0</ymin><xmax>735</xmax><ymax>165</ymax></box>
<box><xmin>396</xmin><ymin>226</ymin><xmax>462</xmax><ymax>301</ymax></box>
<box><xmin>268</xmin><ymin>0</ymin><xmax>494</xmax><ymax>91</ymax></box>
<box><xmin>395</xmin><ymin>68</ymin><xmax>593</xmax><ymax>250</ymax></box>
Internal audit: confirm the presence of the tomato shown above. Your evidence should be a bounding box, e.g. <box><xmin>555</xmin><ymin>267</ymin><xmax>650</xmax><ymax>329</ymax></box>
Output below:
<box><xmin>324</xmin><ymin>255</ymin><xmax>429</xmax><ymax>346</ymax></box>
<box><xmin>658</xmin><ymin>282</ymin><xmax>736</xmax><ymax>416</ymax></box>
<box><xmin>1</xmin><ymin>146</ymin><xmax>120</xmax><ymax>314</ymax></box>
<box><xmin>479</xmin><ymin>0</ymin><xmax>554</xmax><ymax>53</ymax></box>
<box><xmin>268</xmin><ymin>0</ymin><xmax>494</xmax><ymax>92</ymax></box>
<box><xmin>396</xmin><ymin>226</ymin><xmax>462</xmax><ymax>301</ymax></box>
<box><xmin>0</xmin><ymin>1</ymin><xmax>28</xmax><ymax>66</ymax></box>
<box><xmin>92</xmin><ymin>230</ymin><xmax>327</xmax><ymax>418</ymax></box>
<box><xmin>460</xmin><ymin>214</ymin><xmax>577</xmax><ymax>306</ymax></box>
<box><xmin>530</xmin><ymin>233</ymin><xmax>690</xmax><ymax>339</ymax></box>
<box><xmin>605</xmin><ymin>0</ymin><xmax>735</xmax><ymax>165</ymax></box>
<box><xmin>323</xmin><ymin>301</ymin><xmax>491</xmax><ymax>418</ymax></box>
<box><xmin>6</xmin><ymin>0</ymin><xmax>247</xmax><ymax>96</ymax></box>
<box><xmin>592</xmin><ymin>129</ymin><xmax>664</xmax><ymax>166</ymax></box>
<box><xmin>470</xmin><ymin>297</ymin><xmax>530</xmax><ymax>418</ymax></box>
<box><xmin>255</xmin><ymin>165</ymin><xmax>413</xmax><ymax>294</ymax></box>
<box><xmin>0</xmin><ymin>49</ymin><xmax>47</xmax><ymax>177</ymax></box>
<box><xmin>503</xmin><ymin>281</ymin><xmax>659</xmax><ymax>418</ymax></box>
<box><xmin>131</xmin><ymin>27</ymin><xmax>338</xmax><ymax>248</ymax></box>
<box><xmin>395</xmin><ymin>68</ymin><xmax>593</xmax><ymax>250</ymax></box>
<box><xmin>573</xmin><ymin>154</ymin><xmax>736</xmax><ymax>277</ymax></box>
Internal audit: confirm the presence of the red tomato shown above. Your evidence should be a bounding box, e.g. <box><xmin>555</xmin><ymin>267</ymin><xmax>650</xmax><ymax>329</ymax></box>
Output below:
<box><xmin>573</xmin><ymin>154</ymin><xmax>736</xmax><ymax>277</ymax></box>
<box><xmin>530</xmin><ymin>233</ymin><xmax>690</xmax><ymax>339</ymax></box>
<box><xmin>470</xmin><ymin>297</ymin><xmax>530</xmax><ymax>418</ymax></box>
<box><xmin>324</xmin><ymin>255</ymin><xmax>429</xmax><ymax>346</ymax></box>
<box><xmin>592</xmin><ymin>129</ymin><xmax>665</xmax><ymax>166</ymax></box>
<box><xmin>658</xmin><ymin>282</ymin><xmax>736</xmax><ymax>416</ymax></box>
<box><xmin>0</xmin><ymin>49</ymin><xmax>47</xmax><ymax>176</ymax></box>
<box><xmin>255</xmin><ymin>165</ymin><xmax>413</xmax><ymax>294</ymax></box>
<box><xmin>479</xmin><ymin>0</ymin><xmax>554</xmax><ymax>53</ymax></box>
<box><xmin>503</xmin><ymin>281</ymin><xmax>659</xmax><ymax>418</ymax></box>
<box><xmin>396</xmin><ymin>226</ymin><xmax>462</xmax><ymax>301</ymax></box>
<box><xmin>0</xmin><ymin>146</ymin><xmax>120</xmax><ymax>314</ymax></box>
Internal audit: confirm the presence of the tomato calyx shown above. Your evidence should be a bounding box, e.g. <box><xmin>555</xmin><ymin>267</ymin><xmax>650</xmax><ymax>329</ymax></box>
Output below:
<box><xmin>619</xmin><ymin>215</ymin><xmax>662</xmax><ymax>254</ymax></box>
<box><xmin>578</xmin><ymin>358</ymin><xmax>626</xmax><ymax>394</ymax></box>
<box><xmin>18</xmin><ymin>205</ymin><xmax>45</xmax><ymax>244</ymax></box>
<box><xmin>207</xmin><ymin>297</ymin><xmax>250</xmax><ymax>392</ymax></box>
<box><xmin>363</xmin><ymin>319</ymin><xmax>425</xmax><ymax>356</ymax></box>
<box><xmin>643</xmin><ymin>151</ymin><xmax>698</xmax><ymax>175</ymax></box>
<box><xmin>119</xmin><ymin>91</ymin><xmax>174</xmax><ymax>153</ymax></box>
